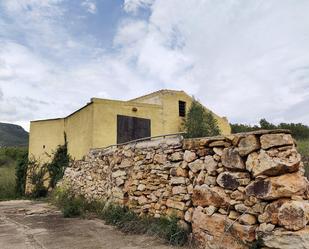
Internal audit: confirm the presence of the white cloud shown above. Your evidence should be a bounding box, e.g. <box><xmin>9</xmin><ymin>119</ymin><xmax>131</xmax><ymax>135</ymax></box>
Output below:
<box><xmin>81</xmin><ymin>0</ymin><xmax>97</xmax><ymax>14</ymax></box>
<box><xmin>1</xmin><ymin>0</ymin><xmax>309</xmax><ymax>131</ymax></box>
<box><xmin>123</xmin><ymin>0</ymin><xmax>155</xmax><ymax>14</ymax></box>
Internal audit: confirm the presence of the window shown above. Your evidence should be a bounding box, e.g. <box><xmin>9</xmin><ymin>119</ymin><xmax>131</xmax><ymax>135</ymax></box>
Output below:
<box><xmin>179</xmin><ymin>101</ymin><xmax>186</xmax><ymax>117</ymax></box>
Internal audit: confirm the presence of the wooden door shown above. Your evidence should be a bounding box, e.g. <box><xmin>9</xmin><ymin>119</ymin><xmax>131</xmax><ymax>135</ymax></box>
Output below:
<box><xmin>117</xmin><ymin>115</ymin><xmax>151</xmax><ymax>144</ymax></box>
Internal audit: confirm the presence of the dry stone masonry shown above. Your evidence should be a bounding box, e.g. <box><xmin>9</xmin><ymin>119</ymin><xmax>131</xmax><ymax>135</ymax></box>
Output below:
<box><xmin>62</xmin><ymin>130</ymin><xmax>309</xmax><ymax>249</ymax></box>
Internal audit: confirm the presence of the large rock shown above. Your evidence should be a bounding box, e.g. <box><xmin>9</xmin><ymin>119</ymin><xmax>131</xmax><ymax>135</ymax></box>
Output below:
<box><xmin>216</xmin><ymin>172</ymin><xmax>250</xmax><ymax>190</ymax></box>
<box><xmin>246</xmin><ymin>148</ymin><xmax>301</xmax><ymax>177</ymax></box>
<box><xmin>192</xmin><ymin>185</ymin><xmax>231</xmax><ymax>208</ymax></box>
<box><xmin>278</xmin><ymin>201</ymin><xmax>307</xmax><ymax>231</ymax></box>
<box><xmin>246</xmin><ymin>173</ymin><xmax>309</xmax><ymax>200</ymax></box>
<box><xmin>260</xmin><ymin>133</ymin><xmax>294</xmax><ymax>150</ymax></box>
<box><xmin>238</xmin><ymin>135</ymin><xmax>260</xmax><ymax>156</ymax></box>
<box><xmin>262</xmin><ymin>227</ymin><xmax>309</xmax><ymax>249</ymax></box>
<box><xmin>192</xmin><ymin>209</ymin><xmax>256</xmax><ymax>249</ymax></box>
<box><xmin>221</xmin><ymin>148</ymin><xmax>245</xmax><ymax>170</ymax></box>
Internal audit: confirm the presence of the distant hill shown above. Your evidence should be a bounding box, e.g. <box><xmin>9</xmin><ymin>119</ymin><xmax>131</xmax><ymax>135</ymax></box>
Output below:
<box><xmin>0</xmin><ymin>122</ymin><xmax>29</xmax><ymax>147</ymax></box>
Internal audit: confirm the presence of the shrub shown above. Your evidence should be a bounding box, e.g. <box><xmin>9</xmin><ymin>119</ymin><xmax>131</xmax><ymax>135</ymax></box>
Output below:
<box><xmin>47</xmin><ymin>139</ymin><xmax>70</xmax><ymax>189</ymax></box>
<box><xmin>184</xmin><ymin>99</ymin><xmax>221</xmax><ymax>138</ymax></box>
<box><xmin>51</xmin><ymin>188</ymin><xmax>190</xmax><ymax>246</ymax></box>
<box><xmin>15</xmin><ymin>151</ymin><xmax>29</xmax><ymax>196</ymax></box>
<box><xmin>27</xmin><ymin>159</ymin><xmax>48</xmax><ymax>198</ymax></box>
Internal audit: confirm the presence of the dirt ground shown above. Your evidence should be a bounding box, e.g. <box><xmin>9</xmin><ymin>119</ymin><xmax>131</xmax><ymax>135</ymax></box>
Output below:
<box><xmin>0</xmin><ymin>200</ymin><xmax>187</xmax><ymax>249</ymax></box>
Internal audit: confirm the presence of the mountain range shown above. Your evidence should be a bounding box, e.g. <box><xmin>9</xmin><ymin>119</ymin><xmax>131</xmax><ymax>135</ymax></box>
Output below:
<box><xmin>0</xmin><ymin>122</ymin><xmax>29</xmax><ymax>147</ymax></box>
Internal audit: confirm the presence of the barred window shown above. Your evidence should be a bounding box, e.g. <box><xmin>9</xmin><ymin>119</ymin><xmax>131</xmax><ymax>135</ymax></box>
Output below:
<box><xmin>179</xmin><ymin>101</ymin><xmax>186</xmax><ymax>117</ymax></box>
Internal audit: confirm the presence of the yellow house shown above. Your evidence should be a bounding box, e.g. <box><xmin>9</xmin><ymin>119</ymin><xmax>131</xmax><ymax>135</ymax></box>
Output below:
<box><xmin>28</xmin><ymin>89</ymin><xmax>231</xmax><ymax>162</ymax></box>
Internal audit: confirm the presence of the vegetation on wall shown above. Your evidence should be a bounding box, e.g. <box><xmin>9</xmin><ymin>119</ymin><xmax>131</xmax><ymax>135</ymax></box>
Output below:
<box><xmin>47</xmin><ymin>136</ymin><xmax>70</xmax><ymax>189</ymax></box>
<box><xmin>51</xmin><ymin>186</ymin><xmax>190</xmax><ymax>246</ymax></box>
<box><xmin>26</xmin><ymin>137</ymin><xmax>70</xmax><ymax>198</ymax></box>
<box><xmin>184</xmin><ymin>99</ymin><xmax>221</xmax><ymax>138</ymax></box>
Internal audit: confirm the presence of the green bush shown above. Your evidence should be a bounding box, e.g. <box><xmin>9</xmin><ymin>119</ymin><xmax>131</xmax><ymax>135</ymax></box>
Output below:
<box><xmin>47</xmin><ymin>140</ymin><xmax>70</xmax><ymax>189</ymax></box>
<box><xmin>184</xmin><ymin>99</ymin><xmax>221</xmax><ymax>138</ymax></box>
<box><xmin>15</xmin><ymin>151</ymin><xmax>28</xmax><ymax>196</ymax></box>
<box><xmin>27</xmin><ymin>159</ymin><xmax>48</xmax><ymax>198</ymax></box>
<box><xmin>0</xmin><ymin>147</ymin><xmax>28</xmax><ymax>200</ymax></box>
<box><xmin>231</xmin><ymin>119</ymin><xmax>309</xmax><ymax>140</ymax></box>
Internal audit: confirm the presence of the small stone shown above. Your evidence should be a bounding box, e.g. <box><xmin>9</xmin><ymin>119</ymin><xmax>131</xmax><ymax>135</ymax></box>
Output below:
<box><xmin>257</xmin><ymin>223</ymin><xmax>275</xmax><ymax>234</ymax></box>
<box><xmin>216</xmin><ymin>172</ymin><xmax>240</xmax><ymax>190</ymax></box>
<box><xmin>112</xmin><ymin>170</ymin><xmax>126</xmax><ymax>178</ymax></box>
<box><xmin>172</xmin><ymin>186</ymin><xmax>187</xmax><ymax>195</ymax></box>
<box><xmin>239</xmin><ymin>214</ymin><xmax>257</xmax><ymax>225</ymax></box>
<box><xmin>188</xmin><ymin>159</ymin><xmax>205</xmax><ymax>173</ymax></box>
<box><xmin>137</xmin><ymin>184</ymin><xmax>146</xmax><ymax>191</ymax></box>
<box><xmin>170</xmin><ymin>152</ymin><xmax>183</xmax><ymax>162</ymax></box>
<box><xmin>166</xmin><ymin>199</ymin><xmax>186</xmax><ymax>211</ymax></box>
<box><xmin>183</xmin><ymin>150</ymin><xmax>197</xmax><ymax>162</ymax></box>
<box><xmin>205</xmin><ymin>205</ymin><xmax>217</xmax><ymax>216</ymax></box>
<box><xmin>229</xmin><ymin>210</ymin><xmax>240</xmax><ymax>220</ymax></box>
<box><xmin>170</xmin><ymin>167</ymin><xmax>188</xmax><ymax>177</ymax></box>
<box><xmin>204</xmin><ymin>156</ymin><xmax>217</xmax><ymax>175</ymax></box>
<box><xmin>170</xmin><ymin>177</ymin><xmax>186</xmax><ymax>185</ymax></box>
<box><xmin>218</xmin><ymin>208</ymin><xmax>228</xmax><ymax>215</ymax></box>
<box><xmin>184</xmin><ymin>208</ymin><xmax>193</xmax><ymax>222</ymax></box>
<box><xmin>221</xmin><ymin>148</ymin><xmax>245</xmax><ymax>170</ymax></box>
<box><xmin>192</xmin><ymin>185</ymin><xmax>231</xmax><ymax>208</ymax></box>
<box><xmin>213</xmin><ymin>147</ymin><xmax>223</xmax><ymax>156</ymax></box>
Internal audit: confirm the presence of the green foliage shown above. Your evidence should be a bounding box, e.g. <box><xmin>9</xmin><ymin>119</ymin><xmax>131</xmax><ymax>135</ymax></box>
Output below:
<box><xmin>51</xmin><ymin>187</ymin><xmax>190</xmax><ymax>246</ymax></box>
<box><xmin>15</xmin><ymin>152</ymin><xmax>29</xmax><ymax>196</ymax></box>
<box><xmin>47</xmin><ymin>138</ymin><xmax>70</xmax><ymax>189</ymax></box>
<box><xmin>0</xmin><ymin>147</ymin><xmax>28</xmax><ymax>200</ymax></box>
<box><xmin>184</xmin><ymin>99</ymin><xmax>221</xmax><ymax>138</ymax></box>
<box><xmin>0</xmin><ymin>163</ymin><xmax>17</xmax><ymax>200</ymax></box>
<box><xmin>27</xmin><ymin>159</ymin><xmax>48</xmax><ymax>198</ymax></box>
<box><xmin>231</xmin><ymin>118</ymin><xmax>309</xmax><ymax>140</ymax></box>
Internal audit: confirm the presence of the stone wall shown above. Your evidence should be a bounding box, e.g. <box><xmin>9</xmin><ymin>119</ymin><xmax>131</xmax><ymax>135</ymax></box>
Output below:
<box><xmin>62</xmin><ymin>130</ymin><xmax>309</xmax><ymax>249</ymax></box>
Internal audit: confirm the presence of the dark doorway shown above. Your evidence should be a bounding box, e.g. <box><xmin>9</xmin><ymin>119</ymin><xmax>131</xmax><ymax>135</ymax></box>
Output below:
<box><xmin>117</xmin><ymin>115</ymin><xmax>151</xmax><ymax>144</ymax></box>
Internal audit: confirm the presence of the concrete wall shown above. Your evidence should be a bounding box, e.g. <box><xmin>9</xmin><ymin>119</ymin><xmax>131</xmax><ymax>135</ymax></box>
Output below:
<box><xmin>65</xmin><ymin>104</ymin><xmax>94</xmax><ymax>160</ymax></box>
<box><xmin>62</xmin><ymin>130</ymin><xmax>309</xmax><ymax>249</ymax></box>
<box><xmin>29</xmin><ymin>119</ymin><xmax>65</xmax><ymax>163</ymax></box>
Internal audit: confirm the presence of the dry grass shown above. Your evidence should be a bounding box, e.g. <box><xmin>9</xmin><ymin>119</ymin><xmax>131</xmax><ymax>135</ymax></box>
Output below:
<box><xmin>0</xmin><ymin>163</ymin><xmax>16</xmax><ymax>200</ymax></box>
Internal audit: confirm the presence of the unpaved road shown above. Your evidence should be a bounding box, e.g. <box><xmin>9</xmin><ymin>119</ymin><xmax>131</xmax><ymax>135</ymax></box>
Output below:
<box><xmin>0</xmin><ymin>200</ymin><xmax>185</xmax><ymax>249</ymax></box>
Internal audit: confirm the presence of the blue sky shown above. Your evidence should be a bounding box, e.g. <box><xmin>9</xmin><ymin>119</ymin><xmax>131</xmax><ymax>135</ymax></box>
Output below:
<box><xmin>0</xmin><ymin>0</ymin><xmax>309</xmax><ymax>131</ymax></box>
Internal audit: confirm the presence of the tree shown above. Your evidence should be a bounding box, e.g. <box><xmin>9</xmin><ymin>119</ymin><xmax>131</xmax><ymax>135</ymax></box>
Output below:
<box><xmin>184</xmin><ymin>99</ymin><xmax>221</xmax><ymax>138</ymax></box>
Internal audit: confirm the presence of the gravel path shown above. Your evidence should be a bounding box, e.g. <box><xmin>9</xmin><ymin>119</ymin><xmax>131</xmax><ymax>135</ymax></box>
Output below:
<box><xmin>0</xmin><ymin>200</ymin><xmax>185</xmax><ymax>249</ymax></box>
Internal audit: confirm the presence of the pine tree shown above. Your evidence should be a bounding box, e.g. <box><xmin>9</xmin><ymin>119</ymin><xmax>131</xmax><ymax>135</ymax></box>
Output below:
<box><xmin>184</xmin><ymin>99</ymin><xmax>221</xmax><ymax>138</ymax></box>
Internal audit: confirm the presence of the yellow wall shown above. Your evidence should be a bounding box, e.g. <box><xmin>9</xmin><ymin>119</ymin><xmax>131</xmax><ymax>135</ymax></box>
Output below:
<box><xmin>92</xmin><ymin>99</ymin><xmax>163</xmax><ymax>148</ymax></box>
<box><xmin>131</xmin><ymin>90</ymin><xmax>231</xmax><ymax>135</ymax></box>
<box><xmin>29</xmin><ymin>118</ymin><xmax>65</xmax><ymax>163</ymax></box>
<box><xmin>65</xmin><ymin>104</ymin><xmax>94</xmax><ymax>160</ymax></box>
